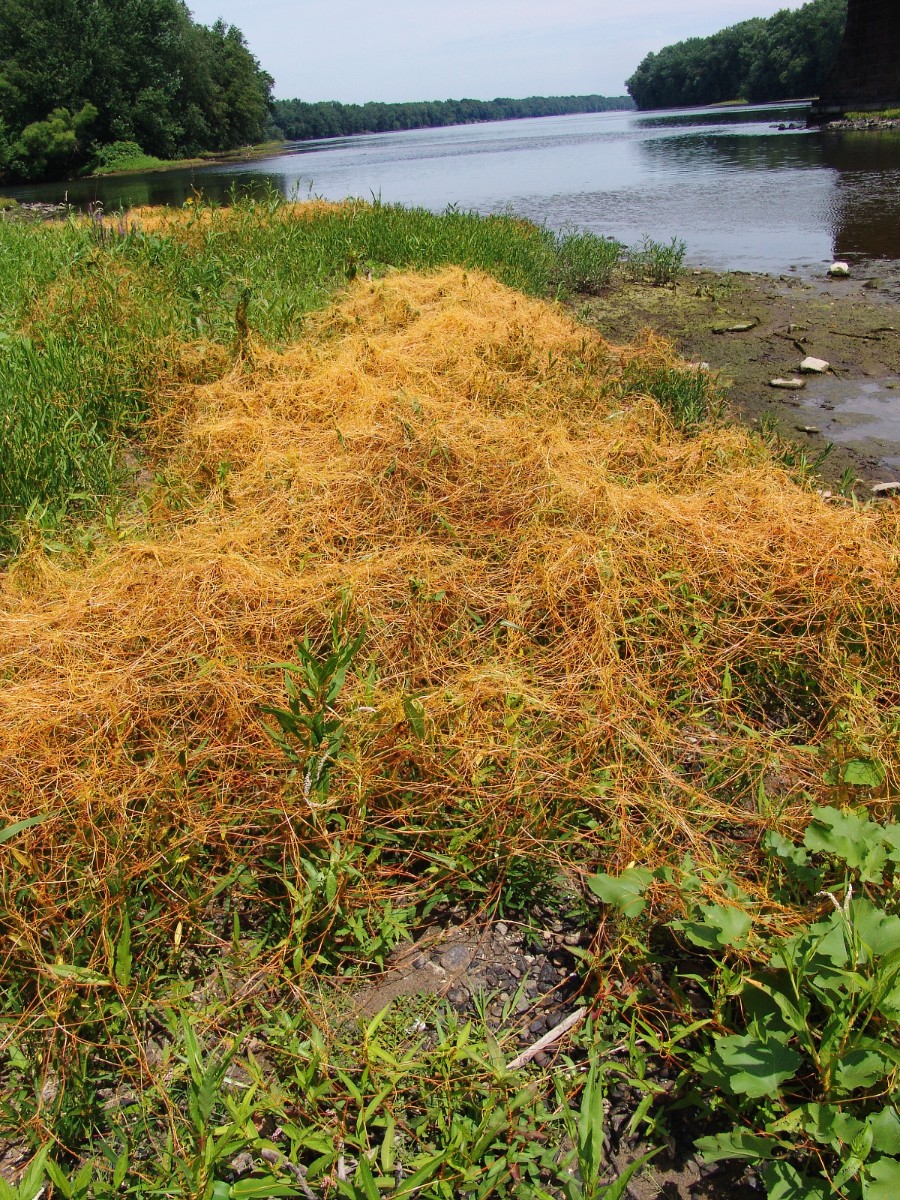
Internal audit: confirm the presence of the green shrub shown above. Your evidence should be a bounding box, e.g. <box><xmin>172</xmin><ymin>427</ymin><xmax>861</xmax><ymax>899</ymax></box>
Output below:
<box><xmin>90</xmin><ymin>140</ymin><xmax>167</xmax><ymax>175</ymax></box>
<box><xmin>591</xmin><ymin>799</ymin><xmax>900</xmax><ymax>1199</ymax></box>
<box><xmin>553</xmin><ymin>230</ymin><xmax>623</xmax><ymax>294</ymax></box>
<box><xmin>9</xmin><ymin>103</ymin><xmax>96</xmax><ymax>181</ymax></box>
<box><xmin>626</xmin><ymin>236</ymin><xmax>686</xmax><ymax>286</ymax></box>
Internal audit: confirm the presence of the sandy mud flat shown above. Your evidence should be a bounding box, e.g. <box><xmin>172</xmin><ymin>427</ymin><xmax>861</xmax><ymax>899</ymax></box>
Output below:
<box><xmin>577</xmin><ymin>262</ymin><xmax>900</xmax><ymax>491</ymax></box>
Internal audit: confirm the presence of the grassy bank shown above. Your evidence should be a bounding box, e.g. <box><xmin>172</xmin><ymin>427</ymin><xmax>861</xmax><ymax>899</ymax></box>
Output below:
<box><xmin>0</xmin><ymin>202</ymin><xmax>898</xmax><ymax>1200</ymax></box>
<box><xmin>0</xmin><ymin>197</ymin><xmax>630</xmax><ymax>553</ymax></box>
<box><xmin>89</xmin><ymin>141</ymin><xmax>289</xmax><ymax>177</ymax></box>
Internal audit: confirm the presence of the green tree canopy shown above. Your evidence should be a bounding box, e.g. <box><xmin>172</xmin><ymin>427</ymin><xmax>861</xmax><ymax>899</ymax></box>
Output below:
<box><xmin>270</xmin><ymin>94</ymin><xmax>634</xmax><ymax>142</ymax></box>
<box><xmin>626</xmin><ymin>0</ymin><xmax>847</xmax><ymax>110</ymax></box>
<box><xmin>0</xmin><ymin>0</ymin><xmax>273</xmax><ymax>179</ymax></box>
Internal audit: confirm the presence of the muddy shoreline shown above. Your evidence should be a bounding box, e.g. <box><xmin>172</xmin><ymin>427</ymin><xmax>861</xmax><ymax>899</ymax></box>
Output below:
<box><xmin>575</xmin><ymin>261</ymin><xmax>900</xmax><ymax>491</ymax></box>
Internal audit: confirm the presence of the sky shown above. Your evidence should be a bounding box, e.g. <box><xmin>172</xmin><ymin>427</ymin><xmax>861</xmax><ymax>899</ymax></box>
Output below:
<box><xmin>186</xmin><ymin>0</ymin><xmax>810</xmax><ymax>104</ymax></box>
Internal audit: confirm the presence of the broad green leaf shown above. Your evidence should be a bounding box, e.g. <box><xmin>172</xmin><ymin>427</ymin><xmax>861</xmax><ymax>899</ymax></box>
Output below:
<box><xmin>695</xmin><ymin>1129</ymin><xmax>775</xmax><ymax>1162</ymax></box>
<box><xmin>877</xmin><ymin>982</ymin><xmax>900</xmax><ymax>1022</ymax></box>
<box><xmin>881</xmin><ymin>824</ymin><xmax>900</xmax><ymax>865</ymax></box>
<box><xmin>402</xmin><ymin>695</ymin><xmax>425</xmax><ymax>740</ymax></box>
<box><xmin>18</xmin><ymin>1146</ymin><xmax>50</xmax><ymax>1200</ymax></box>
<box><xmin>231</xmin><ymin>1182</ymin><xmax>300</xmax><ymax>1198</ymax></box>
<box><xmin>762</xmin><ymin>1160</ymin><xmax>829</xmax><ymax>1200</ymax></box>
<box><xmin>114</xmin><ymin>910</ymin><xmax>132</xmax><ymax>988</ymax></box>
<box><xmin>842</xmin><ymin>758</ymin><xmax>885</xmax><ymax>788</ymax></box>
<box><xmin>869</xmin><ymin>1109</ymin><xmax>900</xmax><ymax>1156</ymax></box>
<box><xmin>863</xmin><ymin>1156</ymin><xmax>900</xmax><ymax>1200</ymax></box>
<box><xmin>710</xmin><ymin>1033</ymin><xmax>802</xmax><ymax>1099</ymax></box>
<box><xmin>0</xmin><ymin>813</ymin><xmax>52</xmax><ymax>846</ymax></box>
<box><xmin>797</xmin><ymin>1103</ymin><xmax>865</xmax><ymax>1149</ymax></box>
<box><xmin>834</xmin><ymin>1047</ymin><xmax>892</xmax><ymax>1093</ymax></box>
<box><xmin>46</xmin><ymin>963</ymin><xmax>111</xmax><ymax>986</ymax></box>
<box><xmin>684</xmin><ymin>903</ymin><xmax>752</xmax><ymax>949</ymax></box>
<box><xmin>804</xmin><ymin>806</ymin><xmax>887</xmax><ymax>881</ymax></box>
<box><xmin>765</xmin><ymin>830</ymin><xmax>811</xmax><ymax>869</ymax></box>
<box><xmin>112</xmin><ymin>1149</ymin><xmax>129</xmax><ymax>1191</ymax></box>
<box><xmin>587</xmin><ymin>867</ymin><xmax>653</xmax><ymax>918</ymax></box>
<box><xmin>851</xmin><ymin>900</ymin><xmax>900</xmax><ymax>959</ymax></box>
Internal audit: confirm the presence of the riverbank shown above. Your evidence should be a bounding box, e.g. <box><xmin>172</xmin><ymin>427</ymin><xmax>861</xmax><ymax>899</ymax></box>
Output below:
<box><xmin>576</xmin><ymin>261</ymin><xmax>900</xmax><ymax>491</ymax></box>
<box><xmin>87</xmin><ymin>139</ymin><xmax>288</xmax><ymax>177</ymax></box>
<box><xmin>1</xmin><ymin>200</ymin><xmax>898</xmax><ymax>1200</ymax></box>
<box><xmin>824</xmin><ymin>109</ymin><xmax>900</xmax><ymax>132</ymax></box>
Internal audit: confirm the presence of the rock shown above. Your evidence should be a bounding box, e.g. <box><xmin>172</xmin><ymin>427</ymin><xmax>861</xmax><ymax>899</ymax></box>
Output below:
<box><xmin>862</xmin><ymin>278</ymin><xmax>882</xmax><ymax>290</ymax></box>
<box><xmin>769</xmin><ymin>377</ymin><xmax>806</xmax><ymax>390</ymax></box>
<box><xmin>441</xmin><ymin>943</ymin><xmax>473</xmax><ymax>971</ymax></box>
<box><xmin>828</xmin><ymin>261</ymin><xmax>850</xmax><ymax>278</ymax></box>
<box><xmin>795</xmin><ymin>425</ymin><xmax>819</xmax><ymax>433</ymax></box>
<box><xmin>799</xmin><ymin>357</ymin><xmax>830</xmax><ymax>374</ymax></box>
<box><xmin>871</xmin><ymin>481</ymin><xmax>900</xmax><ymax>495</ymax></box>
<box><xmin>712</xmin><ymin>319</ymin><xmax>758</xmax><ymax>333</ymax></box>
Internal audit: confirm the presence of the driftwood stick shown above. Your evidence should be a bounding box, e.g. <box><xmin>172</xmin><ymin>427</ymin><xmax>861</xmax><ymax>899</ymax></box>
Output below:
<box><xmin>260</xmin><ymin>1148</ymin><xmax>320</xmax><ymax>1200</ymax></box>
<box><xmin>507</xmin><ymin>1007</ymin><xmax>588</xmax><ymax>1070</ymax></box>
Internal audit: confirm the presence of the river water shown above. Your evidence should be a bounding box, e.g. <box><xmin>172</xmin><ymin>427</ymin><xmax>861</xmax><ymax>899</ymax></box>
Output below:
<box><xmin>6</xmin><ymin>102</ymin><xmax>900</xmax><ymax>274</ymax></box>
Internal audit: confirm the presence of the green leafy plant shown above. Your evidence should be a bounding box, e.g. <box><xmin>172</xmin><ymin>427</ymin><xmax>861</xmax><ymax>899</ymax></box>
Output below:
<box><xmin>626</xmin><ymin>237</ymin><xmax>686</xmax><ymax>286</ymax></box>
<box><xmin>261</xmin><ymin>608</ymin><xmax>365</xmax><ymax>798</ymax></box>
<box><xmin>553</xmin><ymin>231</ymin><xmax>623</xmax><ymax>295</ymax></box>
<box><xmin>589</xmin><ymin>802</ymin><xmax>900</xmax><ymax>1198</ymax></box>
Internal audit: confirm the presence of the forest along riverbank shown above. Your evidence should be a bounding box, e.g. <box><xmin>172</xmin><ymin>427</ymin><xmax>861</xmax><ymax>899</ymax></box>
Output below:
<box><xmin>577</xmin><ymin>261</ymin><xmax>900</xmax><ymax>490</ymax></box>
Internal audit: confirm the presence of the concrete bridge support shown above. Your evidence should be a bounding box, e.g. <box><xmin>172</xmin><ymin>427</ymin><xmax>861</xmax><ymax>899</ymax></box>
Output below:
<box><xmin>809</xmin><ymin>0</ymin><xmax>900</xmax><ymax>120</ymax></box>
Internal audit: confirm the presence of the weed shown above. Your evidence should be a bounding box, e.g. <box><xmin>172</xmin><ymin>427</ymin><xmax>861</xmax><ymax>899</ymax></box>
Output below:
<box><xmin>626</xmin><ymin>237</ymin><xmax>686</xmax><ymax>286</ymax></box>
<box><xmin>590</xmin><ymin>803</ymin><xmax>900</xmax><ymax>1198</ymax></box>
<box><xmin>553</xmin><ymin>231</ymin><xmax>623</xmax><ymax>295</ymax></box>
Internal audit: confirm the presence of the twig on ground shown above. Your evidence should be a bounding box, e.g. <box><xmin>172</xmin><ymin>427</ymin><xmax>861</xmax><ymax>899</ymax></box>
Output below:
<box><xmin>260</xmin><ymin>1148</ymin><xmax>320</xmax><ymax>1200</ymax></box>
<box><xmin>507</xmin><ymin>1007</ymin><xmax>587</xmax><ymax>1070</ymax></box>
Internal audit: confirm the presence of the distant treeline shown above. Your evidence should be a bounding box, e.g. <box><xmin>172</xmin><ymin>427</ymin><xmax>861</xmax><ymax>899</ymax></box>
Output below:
<box><xmin>271</xmin><ymin>94</ymin><xmax>634</xmax><ymax>141</ymax></box>
<box><xmin>626</xmin><ymin>0</ymin><xmax>846</xmax><ymax>110</ymax></box>
<box><xmin>0</xmin><ymin>0</ymin><xmax>273</xmax><ymax>181</ymax></box>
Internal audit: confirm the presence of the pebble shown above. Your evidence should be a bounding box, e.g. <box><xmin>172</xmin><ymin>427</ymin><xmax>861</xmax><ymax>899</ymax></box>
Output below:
<box><xmin>441</xmin><ymin>944</ymin><xmax>472</xmax><ymax>970</ymax></box>
<box><xmin>495</xmin><ymin>922</ymin><xmax>508</xmax><ymax>936</ymax></box>
<box><xmin>769</xmin><ymin>377</ymin><xmax>806</xmax><ymax>389</ymax></box>
<box><xmin>712</xmin><ymin>319</ymin><xmax>757</xmax><ymax>333</ymax></box>
<box><xmin>800</xmin><ymin>356</ymin><xmax>830</xmax><ymax>374</ymax></box>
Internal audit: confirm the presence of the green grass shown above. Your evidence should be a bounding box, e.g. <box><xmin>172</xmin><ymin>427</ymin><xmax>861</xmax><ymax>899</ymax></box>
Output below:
<box><xmin>844</xmin><ymin>108</ymin><xmax>900</xmax><ymax>121</ymax></box>
<box><xmin>0</xmin><ymin>195</ymin><xmax>625</xmax><ymax>553</ymax></box>
<box><xmin>90</xmin><ymin>141</ymin><xmax>169</xmax><ymax>174</ymax></box>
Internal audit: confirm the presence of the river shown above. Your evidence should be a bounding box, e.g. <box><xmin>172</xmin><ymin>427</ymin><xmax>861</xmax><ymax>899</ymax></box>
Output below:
<box><xmin>6</xmin><ymin>102</ymin><xmax>900</xmax><ymax>274</ymax></box>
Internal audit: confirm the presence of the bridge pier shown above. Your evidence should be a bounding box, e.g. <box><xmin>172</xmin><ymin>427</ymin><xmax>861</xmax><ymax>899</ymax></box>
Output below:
<box><xmin>809</xmin><ymin>0</ymin><xmax>900</xmax><ymax>121</ymax></box>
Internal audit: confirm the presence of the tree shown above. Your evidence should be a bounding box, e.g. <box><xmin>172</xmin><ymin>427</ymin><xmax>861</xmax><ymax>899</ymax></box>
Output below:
<box><xmin>0</xmin><ymin>0</ymin><xmax>273</xmax><ymax>180</ymax></box>
<box><xmin>10</xmin><ymin>102</ymin><xmax>96</xmax><ymax>180</ymax></box>
<box><xmin>626</xmin><ymin>0</ymin><xmax>847</xmax><ymax>110</ymax></box>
